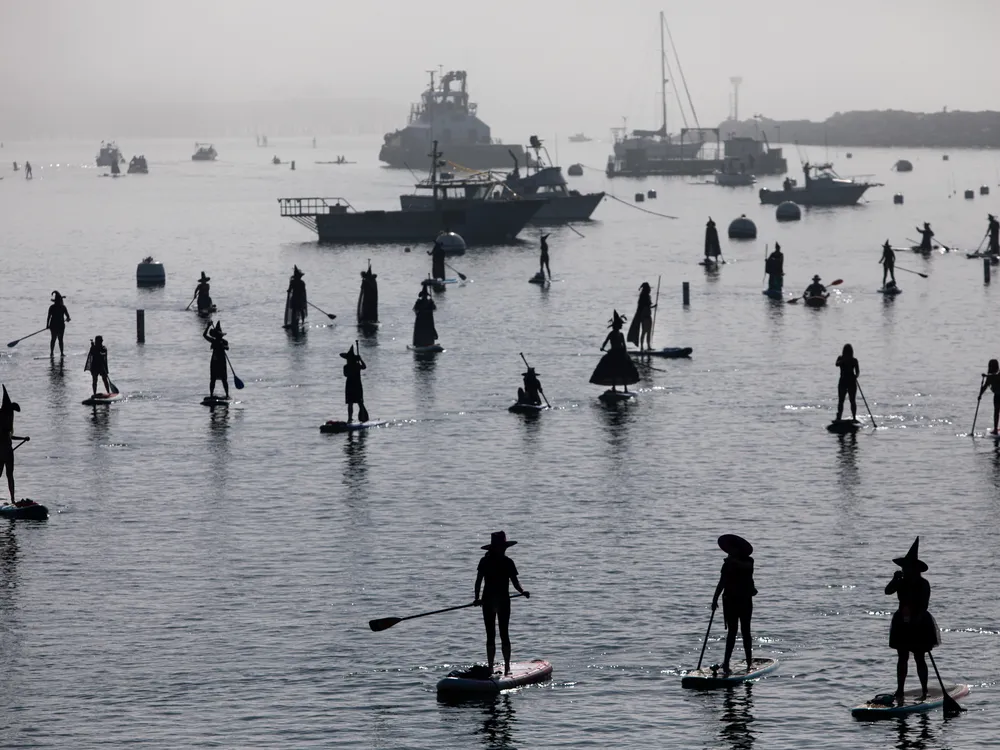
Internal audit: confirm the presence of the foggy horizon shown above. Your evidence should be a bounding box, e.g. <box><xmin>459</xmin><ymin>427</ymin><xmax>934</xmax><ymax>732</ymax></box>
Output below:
<box><xmin>2</xmin><ymin>0</ymin><xmax>997</xmax><ymax>140</ymax></box>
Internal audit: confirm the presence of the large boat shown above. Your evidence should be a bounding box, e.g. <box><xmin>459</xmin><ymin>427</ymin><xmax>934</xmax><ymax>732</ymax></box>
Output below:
<box><xmin>280</xmin><ymin>142</ymin><xmax>543</xmax><ymax>245</ymax></box>
<box><xmin>568</xmin><ymin>133</ymin><xmax>592</xmax><ymax>143</ymax></box>
<box><xmin>759</xmin><ymin>163</ymin><xmax>880</xmax><ymax>206</ymax></box>
<box><xmin>723</xmin><ymin>135</ymin><xmax>786</xmax><ymax>176</ymax></box>
<box><xmin>502</xmin><ymin>136</ymin><xmax>604</xmax><ymax>223</ymax></box>
<box><xmin>379</xmin><ymin>70</ymin><xmax>524</xmax><ymax>169</ymax></box>
<box><xmin>96</xmin><ymin>141</ymin><xmax>124</xmax><ymax>167</ymax></box>
<box><xmin>192</xmin><ymin>143</ymin><xmax>217</xmax><ymax>161</ymax></box>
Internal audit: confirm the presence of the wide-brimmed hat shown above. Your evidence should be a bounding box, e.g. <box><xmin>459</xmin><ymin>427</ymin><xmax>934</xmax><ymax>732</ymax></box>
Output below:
<box><xmin>639</xmin><ymin>281</ymin><xmax>651</xmax><ymax>292</ymax></box>
<box><xmin>718</xmin><ymin>534</ymin><xmax>753</xmax><ymax>558</ymax></box>
<box><xmin>893</xmin><ymin>536</ymin><xmax>928</xmax><ymax>572</ymax></box>
<box><xmin>481</xmin><ymin>530</ymin><xmax>517</xmax><ymax>550</ymax></box>
<box><xmin>608</xmin><ymin>310</ymin><xmax>626</xmax><ymax>329</ymax></box>
<box><xmin>51</xmin><ymin>290</ymin><xmax>64</xmax><ymax>302</ymax></box>
<box><xmin>812</xmin><ymin>274</ymin><xmax>822</xmax><ymax>282</ymax></box>
<box><xmin>292</xmin><ymin>265</ymin><xmax>304</xmax><ymax>278</ymax></box>
<box><xmin>1</xmin><ymin>385</ymin><xmax>20</xmax><ymax>414</ymax></box>
<box><xmin>199</xmin><ymin>271</ymin><xmax>210</xmax><ymax>282</ymax></box>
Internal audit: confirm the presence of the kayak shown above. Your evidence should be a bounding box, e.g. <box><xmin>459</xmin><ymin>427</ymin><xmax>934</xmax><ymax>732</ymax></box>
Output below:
<box><xmin>437</xmin><ymin>659</ymin><xmax>553</xmax><ymax>696</ymax></box>
<box><xmin>0</xmin><ymin>500</ymin><xmax>49</xmax><ymax>521</ymax></box>
<box><xmin>681</xmin><ymin>657</ymin><xmax>778</xmax><ymax>690</ymax></box>
<box><xmin>879</xmin><ymin>287</ymin><xmax>902</xmax><ymax>295</ymax></box>
<box><xmin>851</xmin><ymin>684</ymin><xmax>969</xmax><ymax>720</ymax></box>
<box><xmin>408</xmin><ymin>344</ymin><xmax>445</xmax><ymax>353</ymax></box>
<box><xmin>629</xmin><ymin>347</ymin><xmax>693</xmax><ymax>359</ymax></box>
<box><xmin>803</xmin><ymin>294</ymin><xmax>828</xmax><ymax>307</ymax></box>
<box><xmin>320</xmin><ymin>419</ymin><xmax>387</xmax><ymax>433</ymax></box>
<box><xmin>82</xmin><ymin>392</ymin><xmax>122</xmax><ymax>405</ymax></box>
<box><xmin>761</xmin><ymin>289</ymin><xmax>784</xmax><ymax>300</ymax></box>
<box><xmin>599</xmin><ymin>389</ymin><xmax>635</xmax><ymax>403</ymax></box>
<box><xmin>201</xmin><ymin>395</ymin><xmax>231</xmax><ymax>406</ymax></box>
<box><xmin>509</xmin><ymin>402</ymin><xmax>549</xmax><ymax>414</ymax></box>
<box><xmin>827</xmin><ymin>419</ymin><xmax>862</xmax><ymax>434</ymax></box>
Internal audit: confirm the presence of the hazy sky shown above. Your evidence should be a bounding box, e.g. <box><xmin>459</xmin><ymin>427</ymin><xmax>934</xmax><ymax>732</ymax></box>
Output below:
<box><xmin>2</xmin><ymin>0</ymin><xmax>997</xmax><ymax>137</ymax></box>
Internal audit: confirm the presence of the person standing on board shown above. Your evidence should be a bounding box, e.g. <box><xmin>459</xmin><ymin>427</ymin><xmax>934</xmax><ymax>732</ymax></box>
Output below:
<box><xmin>978</xmin><ymin>358</ymin><xmax>1000</xmax><ymax>434</ymax></box>
<box><xmin>539</xmin><ymin>234</ymin><xmax>552</xmax><ymax>280</ymax></box>
<box><xmin>84</xmin><ymin>336</ymin><xmax>111</xmax><ymax>396</ymax></box>
<box><xmin>430</xmin><ymin>238</ymin><xmax>446</xmax><ymax>282</ymax></box>
<box><xmin>765</xmin><ymin>244</ymin><xmax>784</xmax><ymax>295</ymax></box>
<box><xmin>835</xmin><ymin>343</ymin><xmax>860</xmax><ymax>422</ymax></box>
<box><xmin>885</xmin><ymin>537</ymin><xmax>939</xmax><ymax>705</ymax></box>
<box><xmin>412</xmin><ymin>282</ymin><xmax>438</xmax><ymax>347</ymax></box>
<box><xmin>46</xmin><ymin>291</ymin><xmax>71</xmax><ymax>357</ymax></box>
<box><xmin>704</xmin><ymin>217</ymin><xmax>722</xmax><ymax>264</ymax></box>
<box><xmin>340</xmin><ymin>344</ymin><xmax>368</xmax><ymax>423</ymax></box>
<box><xmin>880</xmin><ymin>241</ymin><xmax>896</xmax><ymax>287</ymax></box>
<box><xmin>517</xmin><ymin>366</ymin><xmax>544</xmax><ymax>406</ymax></box>
<box><xmin>357</xmin><ymin>261</ymin><xmax>379</xmax><ymax>325</ymax></box>
<box><xmin>711</xmin><ymin>534</ymin><xmax>757</xmax><ymax>674</ymax></box>
<box><xmin>203</xmin><ymin>321</ymin><xmax>230</xmax><ymax>399</ymax></box>
<box><xmin>987</xmin><ymin>214</ymin><xmax>999</xmax><ymax>256</ymax></box>
<box><xmin>0</xmin><ymin>386</ymin><xmax>29</xmax><ymax>506</ymax></box>
<box><xmin>590</xmin><ymin>311</ymin><xmax>640</xmax><ymax>394</ymax></box>
<box><xmin>284</xmin><ymin>266</ymin><xmax>308</xmax><ymax>330</ymax></box>
<box><xmin>626</xmin><ymin>282</ymin><xmax>656</xmax><ymax>352</ymax></box>
<box><xmin>474</xmin><ymin>531</ymin><xmax>529</xmax><ymax>676</ymax></box>
<box><xmin>193</xmin><ymin>272</ymin><xmax>213</xmax><ymax>314</ymax></box>
<box><xmin>915</xmin><ymin>222</ymin><xmax>934</xmax><ymax>252</ymax></box>
<box><xmin>24</xmin><ymin>161</ymin><xmax>32</xmax><ymax>179</ymax></box>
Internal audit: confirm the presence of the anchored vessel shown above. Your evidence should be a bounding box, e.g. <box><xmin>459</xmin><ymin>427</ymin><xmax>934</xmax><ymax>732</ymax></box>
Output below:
<box><xmin>96</xmin><ymin>141</ymin><xmax>124</xmax><ymax>167</ymax></box>
<box><xmin>379</xmin><ymin>70</ymin><xmax>524</xmax><ymax>170</ymax></box>
<box><xmin>192</xmin><ymin>143</ymin><xmax>218</xmax><ymax>161</ymax></box>
<box><xmin>759</xmin><ymin>163</ymin><xmax>878</xmax><ymax>206</ymax></box>
<box><xmin>502</xmin><ymin>136</ymin><xmax>604</xmax><ymax>223</ymax></box>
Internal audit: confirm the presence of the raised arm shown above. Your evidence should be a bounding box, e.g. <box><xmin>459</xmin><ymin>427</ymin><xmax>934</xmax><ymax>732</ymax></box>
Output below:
<box><xmin>202</xmin><ymin>325</ymin><xmax>213</xmax><ymax>343</ymax></box>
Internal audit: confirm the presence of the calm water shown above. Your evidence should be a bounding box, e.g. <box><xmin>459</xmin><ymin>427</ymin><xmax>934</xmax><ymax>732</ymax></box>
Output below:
<box><xmin>1</xmin><ymin>137</ymin><xmax>999</xmax><ymax>749</ymax></box>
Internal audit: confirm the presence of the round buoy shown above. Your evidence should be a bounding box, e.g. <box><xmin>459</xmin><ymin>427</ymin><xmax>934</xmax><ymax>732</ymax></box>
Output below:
<box><xmin>965</xmin><ymin>189</ymin><xmax>975</xmax><ymax>200</ymax></box>
<box><xmin>136</xmin><ymin>257</ymin><xmax>166</xmax><ymax>286</ymax></box>
<box><xmin>775</xmin><ymin>201</ymin><xmax>801</xmax><ymax>221</ymax></box>
<box><xmin>404</xmin><ymin>247</ymin><xmax>411</xmax><ymax>253</ymax></box>
<box><xmin>635</xmin><ymin>192</ymin><xmax>645</xmax><ymax>203</ymax></box>
<box><xmin>981</xmin><ymin>185</ymin><xmax>990</xmax><ymax>196</ymax></box>
<box><xmin>846</xmin><ymin>152</ymin><xmax>853</xmax><ymax>159</ymax></box>
<box><xmin>567</xmin><ymin>163</ymin><xmax>583</xmax><ymax>177</ymax></box>
<box><xmin>893</xmin><ymin>193</ymin><xmax>904</xmax><ymax>205</ymax></box>
<box><xmin>894</xmin><ymin>159</ymin><xmax>913</xmax><ymax>172</ymax></box>
<box><xmin>436</xmin><ymin>231</ymin><xmax>467</xmax><ymax>255</ymax></box>
<box><xmin>943</xmin><ymin>154</ymin><xmax>950</xmax><ymax>161</ymax></box>
<box><xmin>647</xmin><ymin>189</ymin><xmax>657</xmax><ymax>199</ymax></box>
<box><xmin>728</xmin><ymin>214</ymin><xmax>757</xmax><ymax>239</ymax></box>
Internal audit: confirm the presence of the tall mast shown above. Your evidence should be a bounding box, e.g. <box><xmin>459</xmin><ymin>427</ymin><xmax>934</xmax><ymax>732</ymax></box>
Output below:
<box><xmin>659</xmin><ymin>11</ymin><xmax>667</xmax><ymax>137</ymax></box>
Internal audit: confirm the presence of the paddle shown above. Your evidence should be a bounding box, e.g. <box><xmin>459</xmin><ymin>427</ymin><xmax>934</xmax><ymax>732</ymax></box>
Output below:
<box><xmin>225</xmin><ymin>353</ymin><xmax>245</xmax><ymax>389</ymax></box>
<box><xmin>696</xmin><ymin>606</ymin><xmax>716</xmax><ymax>671</ymax></box>
<box><xmin>12</xmin><ymin>437</ymin><xmax>30</xmax><ymax>452</ymax></box>
<box><xmin>927</xmin><ymin>651</ymin><xmax>966</xmax><ymax>717</ymax></box>
<box><xmin>894</xmin><ymin>265</ymin><xmax>928</xmax><ymax>279</ymax></box>
<box><xmin>649</xmin><ymin>274</ymin><xmax>662</xmax><ymax>349</ymax></box>
<box><xmin>185</xmin><ymin>293</ymin><xmax>197</xmax><ymax>311</ymax></box>
<box><xmin>972</xmin><ymin>374</ymin><xmax>986</xmax><ymax>436</ymax></box>
<box><xmin>787</xmin><ymin>279</ymin><xmax>843</xmax><ymax>304</ymax></box>
<box><xmin>856</xmin><ymin>378</ymin><xmax>877</xmax><ymax>429</ymax></box>
<box><xmin>307</xmin><ymin>301</ymin><xmax>336</xmax><ymax>320</ymax></box>
<box><xmin>369</xmin><ymin>592</ymin><xmax>525</xmax><ymax>633</ymax></box>
<box><xmin>107</xmin><ymin>375</ymin><xmax>119</xmax><ymax>395</ymax></box>
<box><xmin>762</xmin><ymin>243</ymin><xmax>768</xmax><ymax>285</ymax></box>
<box><xmin>445</xmin><ymin>262</ymin><xmax>468</xmax><ymax>281</ymax></box>
<box><xmin>7</xmin><ymin>328</ymin><xmax>47</xmax><ymax>348</ymax></box>
<box><xmin>519</xmin><ymin>352</ymin><xmax>551</xmax><ymax>408</ymax></box>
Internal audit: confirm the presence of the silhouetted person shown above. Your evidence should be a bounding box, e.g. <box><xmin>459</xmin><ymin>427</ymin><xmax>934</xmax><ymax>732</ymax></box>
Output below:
<box><xmin>203</xmin><ymin>321</ymin><xmax>230</xmax><ymax>398</ymax></box>
<box><xmin>704</xmin><ymin>217</ymin><xmax>721</xmax><ymax>263</ymax></box>
<box><xmin>979</xmin><ymin>358</ymin><xmax>1000</xmax><ymax>434</ymax></box>
<box><xmin>412</xmin><ymin>283</ymin><xmax>438</xmax><ymax>347</ymax></box>
<box><xmin>766</xmin><ymin>243</ymin><xmax>784</xmax><ymax>294</ymax></box>
<box><xmin>474</xmin><ymin>531</ymin><xmax>529</xmax><ymax>676</ymax></box>
<box><xmin>712</xmin><ymin>534</ymin><xmax>757</xmax><ymax>674</ymax></box>
<box><xmin>626</xmin><ymin>282</ymin><xmax>656</xmax><ymax>352</ymax></box>
<box><xmin>341</xmin><ymin>344</ymin><xmax>367</xmax><ymax>422</ymax></box>
<box><xmin>539</xmin><ymin>234</ymin><xmax>551</xmax><ymax>279</ymax></box>
<box><xmin>430</xmin><ymin>238</ymin><xmax>446</xmax><ymax>281</ymax></box>
<box><xmin>916</xmin><ymin>222</ymin><xmax>934</xmax><ymax>252</ymax></box>
<box><xmin>194</xmin><ymin>272</ymin><xmax>213</xmax><ymax>314</ymax></box>
<box><xmin>782</xmin><ymin>176</ymin><xmax>793</xmax><ymax>192</ymax></box>
<box><xmin>358</xmin><ymin>261</ymin><xmax>379</xmax><ymax>324</ymax></box>
<box><xmin>0</xmin><ymin>385</ymin><xmax>29</xmax><ymax>506</ymax></box>
<box><xmin>517</xmin><ymin>366</ymin><xmax>544</xmax><ymax>406</ymax></box>
<box><xmin>285</xmin><ymin>265</ymin><xmax>308</xmax><ymax>330</ymax></box>
<box><xmin>46</xmin><ymin>291</ymin><xmax>71</xmax><ymax>357</ymax></box>
<box><xmin>988</xmin><ymin>214</ymin><xmax>999</xmax><ymax>256</ymax></box>
<box><xmin>804</xmin><ymin>274</ymin><xmax>827</xmax><ymax>300</ymax></box>
<box><xmin>12</xmin><ymin>162</ymin><xmax>18</xmax><ymax>172</ymax></box>
<box><xmin>886</xmin><ymin>537</ymin><xmax>938</xmax><ymax>705</ymax></box>
<box><xmin>84</xmin><ymin>336</ymin><xmax>111</xmax><ymax>396</ymax></box>
<box><xmin>836</xmin><ymin>343</ymin><xmax>860</xmax><ymax>421</ymax></box>
<box><xmin>24</xmin><ymin>161</ymin><xmax>31</xmax><ymax>179</ymax></box>
<box><xmin>880</xmin><ymin>240</ymin><xmax>896</xmax><ymax>286</ymax></box>
<box><xmin>110</xmin><ymin>159</ymin><xmax>120</xmax><ymax>176</ymax></box>
<box><xmin>590</xmin><ymin>310</ymin><xmax>640</xmax><ymax>393</ymax></box>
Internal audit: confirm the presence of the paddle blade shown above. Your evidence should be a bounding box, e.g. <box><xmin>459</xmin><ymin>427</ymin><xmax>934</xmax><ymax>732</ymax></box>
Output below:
<box><xmin>830</xmin><ymin>279</ymin><xmax>844</xmax><ymax>286</ymax></box>
<box><xmin>327</xmin><ymin>313</ymin><xmax>337</xmax><ymax>320</ymax></box>
<box><xmin>369</xmin><ymin>616</ymin><xmax>401</xmax><ymax>632</ymax></box>
<box><xmin>109</xmin><ymin>380</ymin><xmax>120</xmax><ymax>395</ymax></box>
<box><xmin>6</xmin><ymin>340</ymin><xmax>18</xmax><ymax>348</ymax></box>
<box><xmin>233</xmin><ymin>375</ymin><xmax>245</xmax><ymax>390</ymax></box>
<box><xmin>943</xmin><ymin>692</ymin><xmax>966</xmax><ymax>717</ymax></box>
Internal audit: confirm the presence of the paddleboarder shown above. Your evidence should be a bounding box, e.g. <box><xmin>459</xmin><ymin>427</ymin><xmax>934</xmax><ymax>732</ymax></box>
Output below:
<box><xmin>474</xmin><ymin>531</ymin><xmax>530</xmax><ymax>676</ymax></box>
<box><xmin>430</xmin><ymin>238</ymin><xmax>446</xmax><ymax>281</ymax></box>
<box><xmin>0</xmin><ymin>386</ymin><xmax>29</xmax><ymax>505</ymax></box>
<box><xmin>590</xmin><ymin>311</ymin><xmax>640</xmax><ymax>393</ymax></box>
<box><xmin>516</xmin><ymin>366</ymin><xmax>544</xmax><ymax>406</ymax></box>
<box><xmin>978</xmin><ymin>358</ymin><xmax>1000</xmax><ymax>434</ymax></box>
<box><xmin>765</xmin><ymin>244</ymin><xmax>784</xmax><ymax>295</ymax></box>
<box><xmin>836</xmin><ymin>343</ymin><xmax>860</xmax><ymax>422</ymax></box>
<box><xmin>284</xmin><ymin>266</ymin><xmax>308</xmax><ymax>330</ymax></box>
<box><xmin>539</xmin><ymin>234</ymin><xmax>551</xmax><ymax>280</ymax></box>
<box><xmin>24</xmin><ymin>161</ymin><xmax>32</xmax><ymax>180</ymax></box>
<box><xmin>84</xmin><ymin>336</ymin><xmax>111</xmax><ymax>396</ymax></box>
<box><xmin>357</xmin><ymin>261</ymin><xmax>379</xmax><ymax>324</ymax></box>
<box><xmin>203</xmin><ymin>321</ymin><xmax>230</xmax><ymax>399</ymax></box>
<box><xmin>412</xmin><ymin>282</ymin><xmax>438</xmax><ymax>347</ymax></box>
<box><xmin>193</xmin><ymin>272</ymin><xmax>213</xmax><ymax>314</ymax></box>
<box><xmin>704</xmin><ymin>217</ymin><xmax>721</xmax><ymax>264</ymax></box>
<box><xmin>988</xmin><ymin>214</ymin><xmax>999</xmax><ymax>256</ymax></box>
<box><xmin>803</xmin><ymin>274</ymin><xmax>827</xmax><ymax>301</ymax></box>
<box><xmin>915</xmin><ymin>222</ymin><xmax>934</xmax><ymax>252</ymax></box>
<box><xmin>880</xmin><ymin>241</ymin><xmax>896</xmax><ymax>287</ymax></box>
<box><xmin>626</xmin><ymin>282</ymin><xmax>656</xmax><ymax>352</ymax></box>
<box><xmin>46</xmin><ymin>290</ymin><xmax>71</xmax><ymax>357</ymax></box>
<box><xmin>885</xmin><ymin>537</ymin><xmax>939</xmax><ymax>705</ymax></box>
<box><xmin>341</xmin><ymin>344</ymin><xmax>367</xmax><ymax>423</ymax></box>
<box><xmin>711</xmin><ymin>534</ymin><xmax>758</xmax><ymax>674</ymax></box>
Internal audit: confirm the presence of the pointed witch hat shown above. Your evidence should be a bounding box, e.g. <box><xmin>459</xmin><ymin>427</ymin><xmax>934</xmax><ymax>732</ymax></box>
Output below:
<box><xmin>199</xmin><ymin>271</ymin><xmax>211</xmax><ymax>283</ymax></box>
<box><xmin>211</xmin><ymin>320</ymin><xmax>225</xmax><ymax>337</ymax></box>
<box><xmin>339</xmin><ymin>344</ymin><xmax>358</xmax><ymax>361</ymax></box>
<box><xmin>1</xmin><ymin>385</ymin><xmax>20</xmax><ymax>414</ymax></box>
<box><xmin>608</xmin><ymin>310</ymin><xmax>626</xmax><ymax>329</ymax></box>
<box><xmin>639</xmin><ymin>281</ymin><xmax>651</xmax><ymax>292</ymax></box>
<box><xmin>51</xmin><ymin>290</ymin><xmax>64</xmax><ymax>303</ymax></box>
<box><xmin>893</xmin><ymin>536</ymin><xmax>928</xmax><ymax>572</ymax></box>
<box><xmin>774</xmin><ymin>242</ymin><xmax>781</xmax><ymax>252</ymax></box>
<box><xmin>361</xmin><ymin>260</ymin><xmax>377</xmax><ymax>279</ymax></box>
<box><xmin>292</xmin><ymin>265</ymin><xmax>304</xmax><ymax>278</ymax></box>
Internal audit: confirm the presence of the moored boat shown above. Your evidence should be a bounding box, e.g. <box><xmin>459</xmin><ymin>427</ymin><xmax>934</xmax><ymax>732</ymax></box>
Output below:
<box><xmin>502</xmin><ymin>136</ymin><xmax>604</xmax><ymax>223</ymax></box>
<box><xmin>96</xmin><ymin>141</ymin><xmax>124</xmax><ymax>167</ymax></box>
<box><xmin>192</xmin><ymin>143</ymin><xmax>217</xmax><ymax>161</ymax></box>
<box><xmin>760</xmin><ymin>162</ymin><xmax>879</xmax><ymax>206</ymax></box>
<box><xmin>127</xmin><ymin>155</ymin><xmax>148</xmax><ymax>174</ymax></box>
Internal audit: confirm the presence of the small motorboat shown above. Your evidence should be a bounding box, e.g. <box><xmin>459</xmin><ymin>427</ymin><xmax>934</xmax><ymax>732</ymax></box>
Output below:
<box><xmin>192</xmin><ymin>143</ymin><xmax>218</xmax><ymax>161</ymax></box>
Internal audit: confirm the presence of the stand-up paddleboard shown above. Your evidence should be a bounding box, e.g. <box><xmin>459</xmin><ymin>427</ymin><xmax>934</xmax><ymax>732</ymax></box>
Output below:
<box><xmin>827</xmin><ymin>419</ymin><xmax>862</xmax><ymax>433</ymax></box>
<box><xmin>699</xmin><ymin>259</ymin><xmax>724</xmax><ymax>267</ymax></box>
<box><xmin>432</xmin><ymin>278</ymin><xmax>459</xmax><ymax>290</ymax></box>
<box><xmin>681</xmin><ymin>658</ymin><xmax>778</xmax><ymax>689</ymax></box>
<box><xmin>966</xmin><ymin>251</ymin><xmax>999</xmax><ymax>262</ymax></box>
<box><xmin>82</xmin><ymin>392</ymin><xmax>123</xmax><ymax>406</ymax></box>
<box><xmin>529</xmin><ymin>273</ymin><xmax>549</xmax><ymax>285</ymax></box>
<box><xmin>629</xmin><ymin>347</ymin><xmax>693</xmax><ymax>359</ymax></box>
<box><xmin>437</xmin><ymin>660</ymin><xmax>553</xmax><ymax>696</ymax></box>
<box><xmin>599</xmin><ymin>389</ymin><xmax>635</xmax><ymax>404</ymax></box>
<box><xmin>201</xmin><ymin>395</ymin><xmax>231</xmax><ymax>406</ymax></box>
<box><xmin>803</xmin><ymin>295</ymin><xmax>828</xmax><ymax>308</ymax></box>
<box><xmin>851</xmin><ymin>684</ymin><xmax>969</xmax><ymax>719</ymax></box>
<box><xmin>197</xmin><ymin>305</ymin><xmax>217</xmax><ymax>317</ymax></box>
<box><xmin>879</xmin><ymin>286</ymin><xmax>903</xmax><ymax>296</ymax></box>
<box><xmin>762</xmin><ymin>289</ymin><xmax>784</xmax><ymax>300</ymax></box>
<box><xmin>0</xmin><ymin>500</ymin><xmax>49</xmax><ymax>521</ymax></box>
<box><xmin>408</xmin><ymin>344</ymin><xmax>445</xmax><ymax>353</ymax></box>
<box><xmin>509</xmin><ymin>402</ymin><xmax>549</xmax><ymax>414</ymax></box>
<box><xmin>320</xmin><ymin>419</ymin><xmax>387</xmax><ymax>433</ymax></box>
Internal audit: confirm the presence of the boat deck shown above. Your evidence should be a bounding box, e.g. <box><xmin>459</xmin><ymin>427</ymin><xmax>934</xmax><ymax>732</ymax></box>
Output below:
<box><xmin>278</xmin><ymin>197</ymin><xmax>355</xmax><ymax>234</ymax></box>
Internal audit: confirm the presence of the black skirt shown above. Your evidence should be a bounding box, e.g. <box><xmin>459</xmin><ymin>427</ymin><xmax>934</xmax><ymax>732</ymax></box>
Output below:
<box><xmin>589</xmin><ymin>348</ymin><xmax>639</xmax><ymax>387</ymax></box>
<box><xmin>889</xmin><ymin>609</ymin><xmax>940</xmax><ymax>653</ymax></box>
<box><xmin>345</xmin><ymin>376</ymin><xmax>364</xmax><ymax>405</ymax></box>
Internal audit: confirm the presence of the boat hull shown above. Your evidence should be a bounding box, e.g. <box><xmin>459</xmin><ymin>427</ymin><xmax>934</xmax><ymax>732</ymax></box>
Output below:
<box><xmin>380</xmin><ymin>142</ymin><xmax>525</xmax><ymax>170</ymax></box>
<box><xmin>401</xmin><ymin>193</ymin><xmax>603</xmax><ymax>224</ymax></box>
<box><xmin>759</xmin><ymin>184</ymin><xmax>870</xmax><ymax>206</ymax></box>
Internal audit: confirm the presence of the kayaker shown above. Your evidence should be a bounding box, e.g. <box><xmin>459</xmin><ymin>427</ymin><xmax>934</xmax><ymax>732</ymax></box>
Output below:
<box><xmin>474</xmin><ymin>531</ymin><xmax>530</xmax><ymax>676</ymax></box>
<box><xmin>711</xmin><ymin>534</ymin><xmax>757</xmax><ymax>674</ymax></box>
<box><xmin>836</xmin><ymin>343</ymin><xmax>860</xmax><ymax>422</ymax></box>
<box><xmin>978</xmin><ymin>358</ymin><xmax>1000</xmax><ymax>434</ymax></box>
<box><xmin>0</xmin><ymin>385</ymin><xmax>29</xmax><ymax>506</ymax></box>
<box><xmin>915</xmin><ymin>222</ymin><xmax>934</xmax><ymax>252</ymax></box>
<box><xmin>704</xmin><ymin>217</ymin><xmax>721</xmax><ymax>263</ymax></box>
<box><xmin>284</xmin><ymin>265</ymin><xmax>308</xmax><ymax>330</ymax></box>
<box><xmin>765</xmin><ymin>244</ymin><xmax>784</xmax><ymax>295</ymax></box>
<box><xmin>357</xmin><ymin>261</ymin><xmax>379</xmax><ymax>324</ymax></box>
<box><xmin>590</xmin><ymin>310</ymin><xmax>640</xmax><ymax>394</ymax></box>
<box><xmin>341</xmin><ymin>344</ymin><xmax>368</xmax><ymax>422</ymax></box>
<box><xmin>517</xmin><ymin>366</ymin><xmax>544</xmax><ymax>406</ymax></box>
<box><xmin>430</xmin><ymin>238</ymin><xmax>446</xmax><ymax>281</ymax></box>
<box><xmin>539</xmin><ymin>234</ymin><xmax>551</xmax><ymax>280</ymax></box>
<box><xmin>193</xmin><ymin>272</ymin><xmax>213</xmax><ymax>314</ymax></box>
<box><xmin>202</xmin><ymin>321</ymin><xmax>230</xmax><ymax>399</ymax></box>
<box><xmin>803</xmin><ymin>274</ymin><xmax>827</xmax><ymax>300</ymax></box>
<box><xmin>84</xmin><ymin>336</ymin><xmax>111</xmax><ymax>396</ymax></box>
<box><xmin>880</xmin><ymin>241</ymin><xmax>896</xmax><ymax>287</ymax></box>
<box><xmin>412</xmin><ymin>282</ymin><xmax>438</xmax><ymax>347</ymax></box>
<box><xmin>885</xmin><ymin>537</ymin><xmax>939</xmax><ymax>705</ymax></box>
<box><xmin>987</xmin><ymin>214</ymin><xmax>999</xmax><ymax>256</ymax></box>
<box><xmin>626</xmin><ymin>282</ymin><xmax>656</xmax><ymax>352</ymax></box>
<box><xmin>46</xmin><ymin>290</ymin><xmax>71</xmax><ymax>358</ymax></box>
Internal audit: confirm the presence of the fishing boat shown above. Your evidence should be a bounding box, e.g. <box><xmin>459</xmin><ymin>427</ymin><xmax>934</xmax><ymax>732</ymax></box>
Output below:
<box><xmin>568</xmin><ymin>133</ymin><xmax>592</xmax><ymax>143</ymax></box>
<box><xmin>127</xmin><ymin>155</ymin><xmax>148</xmax><ymax>174</ymax></box>
<box><xmin>759</xmin><ymin>163</ymin><xmax>879</xmax><ymax>206</ymax></box>
<box><xmin>192</xmin><ymin>143</ymin><xmax>218</xmax><ymax>161</ymax></box>
<box><xmin>379</xmin><ymin>70</ymin><xmax>524</xmax><ymax>169</ymax></box>
<box><xmin>502</xmin><ymin>136</ymin><xmax>604</xmax><ymax>223</ymax></box>
<box><xmin>96</xmin><ymin>141</ymin><xmax>124</xmax><ymax>167</ymax></box>
<box><xmin>713</xmin><ymin>157</ymin><xmax>755</xmax><ymax>186</ymax></box>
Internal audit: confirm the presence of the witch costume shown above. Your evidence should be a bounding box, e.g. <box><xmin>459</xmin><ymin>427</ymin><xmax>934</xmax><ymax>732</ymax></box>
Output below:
<box><xmin>704</xmin><ymin>217</ymin><xmax>722</xmax><ymax>261</ymax></box>
<box><xmin>886</xmin><ymin>537</ymin><xmax>939</xmax><ymax>655</ymax></box>
<box><xmin>341</xmin><ymin>345</ymin><xmax>367</xmax><ymax>422</ymax></box>
<box><xmin>626</xmin><ymin>282</ymin><xmax>654</xmax><ymax>350</ymax></box>
<box><xmin>412</xmin><ymin>283</ymin><xmax>438</xmax><ymax>347</ymax></box>
<box><xmin>284</xmin><ymin>266</ymin><xmax>308</xmax><ymax>330</ymax></box>
<box><xmin>357</xmin><ymin>261</ymin><xmax>379</xmax><ymax>324</ymax></box>
<box><xmin>590</xmin><ymin>311</ymin><xmax>639</xmax><ymax>390</ymax></box>
<box><xmin>202</xmin><ymin>321</ymin><xmax>230</xmax><ymax>397</ymax></box>
<box><xmin>194</xmin><ymin>272</ymin><xmax>213</xmax><ymax>314</ymax></box>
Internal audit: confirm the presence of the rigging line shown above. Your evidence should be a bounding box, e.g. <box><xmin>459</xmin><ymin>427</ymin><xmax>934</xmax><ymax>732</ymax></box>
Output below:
<box><xmin>660</xmin><ymin>46</ymin><xmax>688</xmax><ymax>132</ymax></box>
<box><xmin>606</xmin><ymin>192</ymin><xmax>678</xmax><ymax>219</ymax></box>
<box><xmin>663</xmin><ymin>17</ymin><xmax>701</xmax><ymax>131</ymax></box>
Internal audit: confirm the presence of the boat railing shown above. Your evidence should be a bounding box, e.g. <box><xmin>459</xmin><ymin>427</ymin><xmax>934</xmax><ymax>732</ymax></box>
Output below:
<box><xmin>278</xmin><ymin>197</ymin><xmax>355</xmax><ymax>233</ymax></box>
